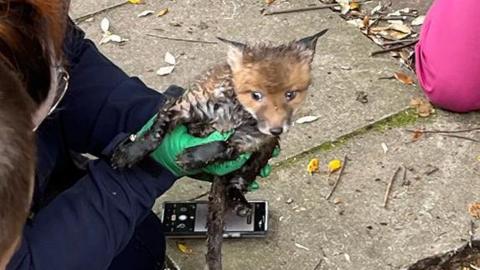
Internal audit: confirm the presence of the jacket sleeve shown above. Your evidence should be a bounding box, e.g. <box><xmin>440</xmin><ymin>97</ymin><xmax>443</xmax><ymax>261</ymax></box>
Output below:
<box><xmin>58</xmin><ymin>22</ymin><xmax>169</xmax><ymax>156</ymax></box>
<box><xmin>8</xmin><ymin>137</ymin><xmax>177</xmax><ymax>270</ymax></box>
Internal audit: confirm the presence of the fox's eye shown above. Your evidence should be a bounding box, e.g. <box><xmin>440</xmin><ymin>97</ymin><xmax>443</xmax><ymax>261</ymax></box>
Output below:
<box><xmin>285</xmin><ymin>91</ymin><xmax>297</xmax><ymax>101</ymax></box>
<box><xmin>251</xmin><ymin>91</ymin><xmax>263</xmax><ymax>101</ymax></box>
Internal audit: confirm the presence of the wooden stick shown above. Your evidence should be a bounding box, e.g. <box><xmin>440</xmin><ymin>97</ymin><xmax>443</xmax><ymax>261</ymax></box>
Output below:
<box><xmin>371</xmin><ymin>39</ymin><xmax>419</xmax><ymax>56</ymax></box>
<box><xmin>325</xmin><ymin>155</ymin><xmax>348</xmax><ymax>200</ymax></box>
<box><xmin>382</xmin><ymin>38</ymin><xmax>419</xmax><ymax>46</ymax></box>
<box><xmin>206</xmin><ymin>177</ymin><xmax>227</xmax><ymax>270</ymax></box>
<box><xmin>187</xmin><ymin>191</ymin><xmax>209</xmax><ymax>201</ymax></box>
<box><xmin>406</xmin><ymin>127</ymin><xmax>480</xmax><ymax>134</ymax></box>
<box><xmin>383</xmin><ymin>166</ymin><xmax>402</xmax><ymax>208</ymax></box>
<box><xmin>146</xmin><ymin>33</ymin><xmax>218</xmax><ymax>44</ymax></box>
<box><xmin>442</xmin><ymin>134</ymin><xmax>480</xmax><ymax>143</ymax></box>
<box><xmin>263</xmin><ymin>4</ymin><xmax>338</xmax><ymax>16</ymax></box>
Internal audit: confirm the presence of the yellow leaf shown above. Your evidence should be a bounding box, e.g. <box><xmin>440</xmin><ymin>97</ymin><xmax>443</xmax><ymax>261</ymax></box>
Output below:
<box><xmin>157</xmin><ymin>8</ymin><xmax>169</xmax><ymax>17</ymax></box>
<box><xmin>349</xmin><ymin>2</ymin><xmax>360</xmax><ymax>10</ymax></box>
<box><xmin>128</xmin><ymin>0</ymin><xmax>144</xmax><ymax>4</ymax></box>
<box><xmin>307</xmin><ymin>158</ymin><xmax>319</xmax><ymax>175</ymax></box>
<box><xmin>265</xmin><ymin>0</ymin><xmax>275</xmax><ymax>4</ymax></box>
<box><xmin>328</xmin><ymin>159</ymin><xmax>342</xmax><ymax>173</ymax></box>
<box><xmin>176</xmin><ymin>242</ymin><xmax>193</xmax><ymax>254</ymax></box>
<box><xmin>394</xmin><ymin>72</ymin><xmax>414</xmax><ymax>85</ymax></box>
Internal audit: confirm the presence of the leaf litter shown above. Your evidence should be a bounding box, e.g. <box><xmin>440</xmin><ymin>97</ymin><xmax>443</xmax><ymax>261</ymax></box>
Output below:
<box><xmin>99</xmin><ymin>18</ymin><xmax>128</xmax><ymax>45</ymax></box>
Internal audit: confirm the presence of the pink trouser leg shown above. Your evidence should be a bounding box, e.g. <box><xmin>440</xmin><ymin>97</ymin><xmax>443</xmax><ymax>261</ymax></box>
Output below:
<box><xmin>415</xmin><ymin>0</ymin><xmax>480</xmax><ymax>112</ymax></box>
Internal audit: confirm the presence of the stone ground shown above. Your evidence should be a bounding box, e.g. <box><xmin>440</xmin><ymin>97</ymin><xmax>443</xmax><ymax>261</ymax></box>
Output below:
<box><xmin>70</xmin><ymin>0</ymin><xmax>480</xmax><ymax>269</ymax></box>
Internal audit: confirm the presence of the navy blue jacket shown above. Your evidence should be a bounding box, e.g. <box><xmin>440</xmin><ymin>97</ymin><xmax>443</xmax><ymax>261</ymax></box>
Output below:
<box><xmin>7</xmin><ymin>24</ymin><xmax>177</xmax><ymax>269</ymax></box>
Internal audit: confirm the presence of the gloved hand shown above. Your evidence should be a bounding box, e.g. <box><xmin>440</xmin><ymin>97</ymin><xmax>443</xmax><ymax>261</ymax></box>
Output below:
<box><xmin>138</xmin><ymin>115</ymin><xmax>280</xmax><ymax>187</ymax></box>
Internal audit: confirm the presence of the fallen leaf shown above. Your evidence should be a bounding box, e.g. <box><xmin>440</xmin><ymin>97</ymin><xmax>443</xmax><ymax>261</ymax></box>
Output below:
<box><xmin>265</xmin><ymin>0</ymin><xmax>275</xmax><ymax>4</ymax></box>
<box><xmin>176</xmin><ymin>242</ymin><xmax>193</xmax><ymax>254</ymax></box>
<box><xmin>296</xmin><ymin>115</ymin><xmax>320</xmax><ymax>124</ymax></box>
<box><xmin>137</xmin><ymin>10</ymin><xmax>154</xmax><ymax>17</ymax></box>
<box><xmin>307</xmin><ymin>158</ymin><xmax>319</xmax><ymax>175</ymax></box>
<box><xmin>164</xmin><ymin>52</ymin><xmax>176</xmax><ymax>65</ymax></box>
<box><xmin>381</xmin><ymin>142</ymin><xmax>388</xmax><ymax>153</ymax></box>
<box><xmin>363</xmin><ymin>15</ymin><xmax>370</xmax><ymax>29</ymax></box>
<box><xmin>156</xmin><ymin>66</ymin><xmax>175</xmax><ymax>76</ymax></box>
<box><xmin>394</xmin><ymin>72</ymin><xmax>414</xmax><ymax>85</ymax></box>
<box><xmin>128</xmin><ymin>0</ymin><xmax>144</xmax><ymax>4</ymax></box>
<box><xmin>411</xmin><ymin>129</ymin><xmax>423</xmax><ymax>142</ymax></box>
<box><xmin>417</xmin><ymin>102</ymin><xmax>434</xmax><ymax>117</ymax></box>
<box><xmin>336</xmin><ymin>0</ymin><xmax>351</xmax><ymax>15</ymax></box>
<box><xmin>294</xmin><ymin>243</ymin><xmax>310</xmax><ymax>251</ymax></box>
<box><xmin>370</xmin><ymin>2</ymin><xmax>382</xmax><ymax>15</ymax></box>
<box><xmin>477</xmin><ymin>155</ymin><xmax>480</xmax><ymax>162</ymax></box>
<box><xmin>390</xmin><ymin>23</ymin><xmax>412</xmax><ymax>34</ymax></box>
<box><xmin>100</xmin><ymin>18</ymin><xmax>110</xmax><ymax>33</ymax></box>
<box><xmin>468</xmin><ymin>202</ymin><xmax>480</xmax><ymax>219</ymax></box>
<box><xmin>409</xmin><ymin>97</ymin><xmax>434</xmax><ymax>117</ymax></box>
<box><xmin>328</xmin><ymin>159</ymin><xmax>342</xmax><ymax>173</ymax></box>
<box><xmin>349</xmin><ymin>1</ymin><xmax>360</xmax><ymax>10</ymax></box>
<box><xmin>347</xmin><ymin>18</ymin><xmax>364</xmax><ymax>28</ymax></box>
<box><xmin>333</xmin><ymin>197</ymin><xmax>343</xmax><ymax>204</ymax></box>
<box><xmin>157</xmin><ymin>8</ymin><xmax>169</xmax><ymax>17</ymax></box>
<box><xmin>411</xmin><ymin>15</ymin><xmax>426</xmax><ymax>26</ymax></box>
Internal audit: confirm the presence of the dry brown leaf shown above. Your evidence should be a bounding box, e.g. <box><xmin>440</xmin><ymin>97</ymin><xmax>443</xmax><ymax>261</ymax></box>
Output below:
<box><xmin>363</xmin><ymin>15</ymin><xmax>370</xmax><ymax>29</ymax></box>
<box><xmin>417</xmin><ymin>102</ymin><xmax>433</xmax><ymax>117</ymax></box>
<box><xmin>394</xmin><ymin>72</ymin><xmax>414</xmax><ymax>85</ymax></box>
<box><xmin>410</xmin><ymin>97</ymin><xmax>434</xmax><ymax>117</ymax></box>
<box><xmin>468</xmin><ymin>202</ymin><xmax>480</xmax><ymax>219</ymax></box>
<box><xmin>265</xmin><ymin>0</ymin><xmax>275</xmax><ymax>4</ymax></box>
<box><xmin>157</xmin><ymin>8</ymin><xmax>169</xmax><ymax>17</ymax></box>
<box><xmin>411</xmin><ymin>129</ymin><xmax>423</xmax><ymax>142</ymax></box>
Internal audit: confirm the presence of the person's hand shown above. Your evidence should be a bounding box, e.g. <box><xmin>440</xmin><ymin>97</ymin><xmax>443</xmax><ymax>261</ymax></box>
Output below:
<box><xmin>138</xmin><ymin>115</ymin><xmax>279</xmax><ymax>186</ymax></box>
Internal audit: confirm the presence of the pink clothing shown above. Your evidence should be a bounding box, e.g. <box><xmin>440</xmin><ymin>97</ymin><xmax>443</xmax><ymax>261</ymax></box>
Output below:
<box><xmin>415</xmin><ymin>0</ymin><xmax>480</xmax><ymax>112</ymax></box>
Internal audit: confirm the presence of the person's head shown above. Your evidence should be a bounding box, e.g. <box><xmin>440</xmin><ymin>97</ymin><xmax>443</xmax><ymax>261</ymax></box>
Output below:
<box><xmin>0</xmin><ymin>0</ymin><xmax>67</xmax><ymax>267</ymax></box>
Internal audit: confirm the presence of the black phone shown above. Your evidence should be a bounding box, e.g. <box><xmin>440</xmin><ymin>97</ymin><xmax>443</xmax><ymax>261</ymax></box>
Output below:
<box><xmin>161</xmin><ymin>200</ymin><xmax>268</xmax><ymax>238</ymax></box>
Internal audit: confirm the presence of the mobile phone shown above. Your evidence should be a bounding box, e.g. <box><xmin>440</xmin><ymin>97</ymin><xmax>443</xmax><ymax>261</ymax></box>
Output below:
<box><xmin>161</xmin><ymin>200</ymin><xmax>268</xmax><ymax>238</ymax></box>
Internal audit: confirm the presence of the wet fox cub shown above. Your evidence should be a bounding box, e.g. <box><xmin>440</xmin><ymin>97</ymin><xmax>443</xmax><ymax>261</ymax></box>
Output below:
<box><xmin>111</xmin><ymin>29</ymin><xmax>328</xmax><ymax>214</ymax></box>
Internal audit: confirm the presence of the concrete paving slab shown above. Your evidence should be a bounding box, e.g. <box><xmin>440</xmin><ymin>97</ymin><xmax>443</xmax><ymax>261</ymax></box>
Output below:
<box><xmin>74</xmin><ymin>0</ymin><xmax>421</xmax><ymax>160</ymax></box>
<box><xmin>157</xmin><ymin>111</ymin><xmax>480</xmax><ymax>270</ymax></box>
<box><xmin>70</xmin><ymin>0</ymin><xmax>127</xmax><ymax>20</ymax></box>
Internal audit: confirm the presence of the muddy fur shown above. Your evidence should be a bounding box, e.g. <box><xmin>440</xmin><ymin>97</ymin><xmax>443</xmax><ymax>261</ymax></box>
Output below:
<box><xmin>111</xmin><ymin>29</ymin><xmax>328</xmax><ymax>270</ymax></box>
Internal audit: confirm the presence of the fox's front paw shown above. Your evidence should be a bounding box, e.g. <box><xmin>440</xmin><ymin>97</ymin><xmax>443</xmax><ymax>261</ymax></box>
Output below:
<box><xmin>176</xmin><ymin>141</ymin><xmax>228</xmax><ymax>170</ymax></box>
<box><xmin>111</xmin><ymin>137</ymin><xmax>148</xmax><ymax>169</ymax></box>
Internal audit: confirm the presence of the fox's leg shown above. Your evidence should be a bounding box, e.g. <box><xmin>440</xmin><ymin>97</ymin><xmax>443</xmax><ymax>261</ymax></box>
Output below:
<box><xmin>176</xmin><ymin>124</ymin><xmax>271</xmax><ymax>171</ymax></box>
<box><xmin>225</xmin><ymin>137</ymin><xmax>279</xmax><ymax>216</ymax></box>
<box><xmin>111</xmin><ymin>98</ymin><xmax>176</xmax><ymax>169</ymax></box>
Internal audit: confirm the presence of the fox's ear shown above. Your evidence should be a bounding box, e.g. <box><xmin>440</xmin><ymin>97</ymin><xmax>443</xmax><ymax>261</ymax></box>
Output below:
<box><xmin>217</xmin><ymin>37</ymin><xmax>246</xmax><ymax>71</ymax></box>
<box><xmin>294</xmin><ymin>29</ymin><xmax>328</xmax><ymax>62</ymax></box>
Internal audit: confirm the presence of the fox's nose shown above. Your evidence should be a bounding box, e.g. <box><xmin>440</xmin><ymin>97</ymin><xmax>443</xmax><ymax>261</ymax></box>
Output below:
<box><xmin>269</xmin><ymin>127</ymin><xmax>283</xmax><ymax>136</ymax></box>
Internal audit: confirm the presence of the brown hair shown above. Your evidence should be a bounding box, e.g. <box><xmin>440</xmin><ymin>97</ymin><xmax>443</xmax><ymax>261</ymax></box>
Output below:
<box><xmin>0</xmin><ymin>0</ymin><xmax>67</xmax><ymax>257</ymax></box>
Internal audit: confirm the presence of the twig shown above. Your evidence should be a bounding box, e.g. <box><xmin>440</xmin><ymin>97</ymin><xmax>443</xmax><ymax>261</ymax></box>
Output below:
<box><xmin>206</xmin><ymin>177</ymin><xmax>227</xmax><ymax>270</ymax></box>
<box><xmin>313</xmin><ymin>258</ymin><xmax>323</xmax><ymax>270</ymax></box>
<box><xmin>187</xmin><ymin>191</ymin><xmax>209</xmax><ymax>201</ymax></box>
<box><xmin>383</xmin><ymin>166</ymin><xmax>402</xmax><ymax>208</ymax></box>
<box><xmin>382</xmin><ymin>38</ymin><xmax>419</xmax><ymax>46</ymax></box>
<box><xmin>401</xmin><ymin>165</ymin><xmax>407</xmax><ymax>185</ymax></box>
<box><xmin>325</xmin><ymin>155</ymin><xmax>348</xmax><ymax>200</ymax></box>
<box><xmin>469</xmin><ymin>220</ymin><xmax>475</xmax><ymax>248</ymax></box>
<box><xmin>405</xmin><ymin>127</ymin><xmax>480</xmax><ymax>134</ymax></box>
<box><xmin>263</xmin><ymin>4</ymin><xmax>338</xmax><ymax>16</ymax></box>
<box><xmin>146</xmin><ymin>33</ymin><xmax>218</xmax><ymax>45</ymax></box>
<box><xmin>74</xmin><ymin>1</ymin><xmax>130</xmax><ymax>23</ymax></box>
<box><xmin>442</xmin><ymin>134</ymin><xmax>480</xmax><ymax>143</ymax></box>
<box><xmin>371</xmin><ymin>39</ymin><xmax>419</xmax><ymax>56</ymax></box>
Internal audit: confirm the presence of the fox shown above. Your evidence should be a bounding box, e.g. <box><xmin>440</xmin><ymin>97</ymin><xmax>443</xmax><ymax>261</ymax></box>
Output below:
<box><xmin>111</xmin><ymin>29</ymin><xmax>328</xmax><ymax>269</ymax></box>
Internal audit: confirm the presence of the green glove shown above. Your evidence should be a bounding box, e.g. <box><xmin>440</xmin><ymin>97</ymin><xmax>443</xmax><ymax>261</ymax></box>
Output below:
<box><xmin>138</xmin><ymin>115</ymin><xmax>279</xmax><ymax>180</ymax></box>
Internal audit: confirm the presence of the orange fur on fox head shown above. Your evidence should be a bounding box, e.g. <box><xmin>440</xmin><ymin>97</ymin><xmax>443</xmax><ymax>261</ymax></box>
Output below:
<box><xmin>219</xmin><ymin>29</ymin><xmax>328</xmax><ymax>136</ymax></box>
